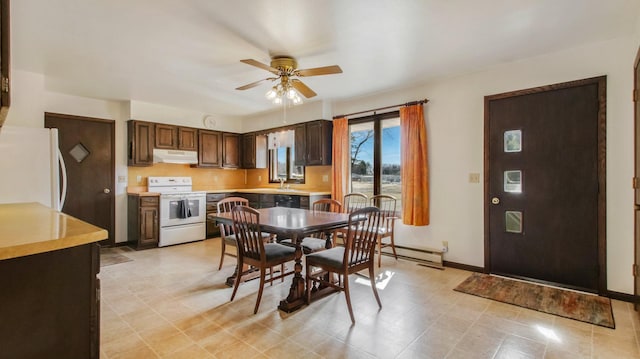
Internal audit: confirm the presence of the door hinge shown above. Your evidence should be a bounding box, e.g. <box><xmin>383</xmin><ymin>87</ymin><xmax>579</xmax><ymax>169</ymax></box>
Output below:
<box><xmin>1</xmin><ymin>76</ymin><xmax>9</xmax><ymax>93</ymax></box>
<box><xmin>634</xmin><ymin>89</ymin><xmax>639</xmax><ymax>102</ymax></box>
<box><xmin>634</xmin><ymin>177</ymin><xmax>640</xmax><ymax>189</ymax></box>
<box><xmin>634</xmin><ymin>264</ymin><xmax>639</xmax><ymax>277</ymax></box>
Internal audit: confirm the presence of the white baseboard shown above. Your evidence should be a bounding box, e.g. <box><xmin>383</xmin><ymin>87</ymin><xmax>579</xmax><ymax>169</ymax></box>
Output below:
<box><xmin>382</xmin><ymin>245</ymin><xmax>444</xmax><ymax>269</ymax></box>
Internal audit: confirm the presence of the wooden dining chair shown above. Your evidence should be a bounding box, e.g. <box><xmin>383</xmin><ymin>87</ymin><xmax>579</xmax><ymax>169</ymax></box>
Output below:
<box><xmin>216</xmin><ymin>197</ymin><xmax>274</xmax><ymax>270</ymax></box>
<box><xmin>305</xmin><ymin>206</ymin><xmax>383</xmax><ymax>323</ymax></box>
<box><xmin>335</xmin><ymin>193</ymin><xmax>368</xmax><ymax>246</ymax></box>
<box><xmin>343</xmin><ymin>192</ymin><xmax>368</xmax><ymax>213</ymax></box>
<box><xmin>370</xmin><ymin>194</ymin><xmax>398</xmax><ymax>267</ymax></box>
<box><xmin>280</xmin><ymin>198</ymin><xmax>343</xmax><ymax>253</ymax></box>
<box><xmin>230</xmin><ymin>205</ymin><xmax>296</xmax><ymax>314</ymax></box>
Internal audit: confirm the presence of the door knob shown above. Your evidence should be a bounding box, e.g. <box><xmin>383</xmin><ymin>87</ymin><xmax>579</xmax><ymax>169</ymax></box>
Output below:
<box><xmin>491</xmin><ymin>197</ymin><xmax>500</xmax><ymax>205</ymax></box>
<box><xmin>103</xmin><ymin>188</ymin><xmax>111</xmax><ymax>194</ymax></box>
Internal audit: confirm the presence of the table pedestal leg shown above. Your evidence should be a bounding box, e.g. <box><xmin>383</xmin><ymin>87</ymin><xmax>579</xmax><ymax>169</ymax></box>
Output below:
<box><xmin>278</xmin><ymin>234</ymin><xmax>306</xmax><ymax>312</ymax></box>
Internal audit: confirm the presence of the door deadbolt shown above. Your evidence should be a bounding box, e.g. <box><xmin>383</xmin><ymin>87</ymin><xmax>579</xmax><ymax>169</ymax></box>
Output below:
<box><xmin>491</xmin><ymin>197</ymin><xmax>500</xmax><ymax>205</ymax></box>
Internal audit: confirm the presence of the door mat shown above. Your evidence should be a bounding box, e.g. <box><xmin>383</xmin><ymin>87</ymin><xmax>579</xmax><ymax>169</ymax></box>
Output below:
<box><xmin>454</xmin><ymin>273</ymin><xmax>614</xmax><ymax>328</ymax></box>
<box><xmin>100</xmin><ymin>247</ymin><xmax>134</xmax><ymax>267</ymax></box>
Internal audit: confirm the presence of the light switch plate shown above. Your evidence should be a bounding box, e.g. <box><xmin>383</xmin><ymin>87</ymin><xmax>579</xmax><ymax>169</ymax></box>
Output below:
<box><xmin>469</xmin><ymin>173</ymin><xmax>480</xmax><ymax>183</ymax></box>
<box><xmin>322</xmin><ymin>175</ymin><xmax>329</xmax><ymax>182</ymax></box>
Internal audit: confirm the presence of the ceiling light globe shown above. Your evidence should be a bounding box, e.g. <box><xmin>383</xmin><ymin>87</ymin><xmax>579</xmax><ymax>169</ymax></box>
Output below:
<box><xmin>274</xmin><ymin>97</ymin><xmax>282</xmax><ymax>105</ymax></box>
<box><xmin>287</xmin><ymin>88</ymin><xmax>297</xmax><ymax>99</ymax></box>
<box><xmin>265</xmin><ymin>89</ymin><xmax>277</xmax><ymax>100</ymax></box>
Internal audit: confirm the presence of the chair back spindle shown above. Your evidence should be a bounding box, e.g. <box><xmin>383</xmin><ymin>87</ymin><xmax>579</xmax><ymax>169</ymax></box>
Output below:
<box><xmin>345</xmin><ymin>207</ymin><xmax>381</xmax><ymax>267</ymax></box>
<box><xmin>232</xmin><ymin>206</ymin><xmax>264</xmax><ymax>261</ymax></box>
<box><xmin>343</xmin><ymin>193</ymin><xmax>368</xmax><ymax>214</ymax></box>
<box><xmin>217</xmin><ymin>197</ymin><xmax>249</xmax><ymax>237</ymax></box>
<box><xmin>312</xmin><ymin>198</ymin><xmax>342</xmax><ymax>213</ymax></box>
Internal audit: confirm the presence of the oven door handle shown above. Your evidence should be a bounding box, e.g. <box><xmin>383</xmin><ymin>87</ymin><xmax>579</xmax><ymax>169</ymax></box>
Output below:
<box><xmin>162</xmin><ymin>194</ymin><xmax>205</xmax><ymax>200</ymax></box>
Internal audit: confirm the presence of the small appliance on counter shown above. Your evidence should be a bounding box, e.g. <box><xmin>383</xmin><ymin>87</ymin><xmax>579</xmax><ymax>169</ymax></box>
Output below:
<box><xmin>147</xmin><ymin>176</ymin><xmax>206</xmax><ymax>247</ymax></box>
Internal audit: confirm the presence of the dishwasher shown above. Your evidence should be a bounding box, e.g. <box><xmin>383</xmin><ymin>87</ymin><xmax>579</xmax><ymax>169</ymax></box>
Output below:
<box><xmin>273</xmin><ymin>194</ymin><xmax>300</xmax><ymax>208</ymax></box>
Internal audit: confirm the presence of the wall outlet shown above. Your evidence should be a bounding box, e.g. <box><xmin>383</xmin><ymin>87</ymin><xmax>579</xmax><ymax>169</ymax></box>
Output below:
<box><xmin>322</xmin><ymin>175</ymin><xmax>329</xmax><ymax>182</ymax></box>
<box><xmin>442</xmin><ymin>240</ymin><xmax>449</xmax><ymax>253</ymax></box>
<box><xmin>469</xmin><ymin>173</ymin><xmax>480</xmax><ymax>183</ymax></box>
<box><xmin>136</xmin><ymin>175</ymin><xmax>142</xmax><ymax>184</ymax></box>
<box><xmin>214</xmin><ymin>175</ymin><xmax>218</xmax><ymax>182</ymax></box>
<box><xmin>258</xmin><ymin>175</ymin><xmax>262</xmax><ymax>182</ymax></box>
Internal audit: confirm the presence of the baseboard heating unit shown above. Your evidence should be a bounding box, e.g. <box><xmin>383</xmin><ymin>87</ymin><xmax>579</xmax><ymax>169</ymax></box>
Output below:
<box><xmin>382</xmin><ymin>245</ymin><xmax>444</xmax><ymax>269</ymax></box>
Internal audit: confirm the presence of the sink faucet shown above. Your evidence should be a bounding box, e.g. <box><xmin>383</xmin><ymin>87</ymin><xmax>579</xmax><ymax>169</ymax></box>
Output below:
<box><xmin>279</xmin><ymin>178</ymin><xmax>285</xmax><ymax>189</ymax></box>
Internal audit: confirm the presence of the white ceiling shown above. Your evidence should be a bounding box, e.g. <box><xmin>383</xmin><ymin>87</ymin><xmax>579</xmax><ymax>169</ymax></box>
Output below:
<box><xmin>11</xmin><ymin>0</ymin><xmax>640</xmax><ymax>118</ymax></box>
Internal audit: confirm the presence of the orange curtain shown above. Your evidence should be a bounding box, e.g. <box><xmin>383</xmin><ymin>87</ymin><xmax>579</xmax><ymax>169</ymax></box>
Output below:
<box><xmin>331</xmin><ymin>117</ymin><xmax>349</xmax><ymax>204</ymax></box>
<box><xmin>400</xmin><ymin>104</ymin><xmax>429</xmax><ymax>225</ymax></box>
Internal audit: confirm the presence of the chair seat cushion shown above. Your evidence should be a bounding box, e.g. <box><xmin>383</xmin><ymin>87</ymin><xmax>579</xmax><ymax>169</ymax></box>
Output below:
<box><xmin>263</xmin><ymin>243</ymin><xmax>296</xmax><ymax>262</ymax></box>
<box><xmin>280</xmin><ymin>237</ymin><xmax>327</xmax><ymax>253</ymax></box>
<box><xmin>306</xmin><ymin>247</ymin><xmax>345</xmax><ymax>271</ymax></box>
<box><xmin>223</xmin><ymin>232</ymin><xmax>272</xmax><ymax>246</ymax></box>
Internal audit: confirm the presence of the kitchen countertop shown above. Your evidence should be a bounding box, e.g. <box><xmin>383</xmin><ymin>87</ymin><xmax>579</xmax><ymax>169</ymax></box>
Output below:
<box><xmin>0</xmin><ymin>202</ymin><xmax>108</xmax><ymax>260</ymax></box>
<box><xmin>199</xmin><ymin>188</ymin><xmax>331</xmax><ymax>196</ymax></box>
<box><xmin>127</xmin><ymin>191</ymin><xmax>161</xmax><ymax>197</ymax></box>
<box><xmin>128</xmin><ymin>188</ymin><xmax>331</xmax><ymax>196</ymax></box>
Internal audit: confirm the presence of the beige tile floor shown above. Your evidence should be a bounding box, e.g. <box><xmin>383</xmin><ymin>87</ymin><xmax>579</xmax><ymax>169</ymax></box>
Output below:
<box><xmin>99</xmin><ymin>239</ymin><xmax>640</xmax><ymax>359</ymax></box>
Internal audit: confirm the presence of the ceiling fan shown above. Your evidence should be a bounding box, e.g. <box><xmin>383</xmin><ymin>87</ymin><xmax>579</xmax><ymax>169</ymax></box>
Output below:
<box><xmin>235</xmin><ymin>56</ymin><xmax>342</xmax><ymax>99</ymax></box>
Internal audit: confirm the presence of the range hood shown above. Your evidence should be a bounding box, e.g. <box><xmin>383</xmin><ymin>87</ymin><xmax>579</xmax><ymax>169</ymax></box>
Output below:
<box><xmin>152</xmin><ymin>149</ymin><xmax>198</xmax><ymax>164</ymax></box>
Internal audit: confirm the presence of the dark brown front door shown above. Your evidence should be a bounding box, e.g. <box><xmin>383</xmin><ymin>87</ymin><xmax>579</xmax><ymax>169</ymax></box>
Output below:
<box><xmin>45</xmin><ymin>113</ymin><xmax>115</xmax><ymax>246</ymax></box>
<box><xmin>484</xmin><ymin>77</ymin><xmax>606</xmax><ymax>293</ymax></box>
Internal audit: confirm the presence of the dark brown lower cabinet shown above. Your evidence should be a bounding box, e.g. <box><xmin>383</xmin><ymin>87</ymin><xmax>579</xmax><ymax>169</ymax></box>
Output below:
<box><xmin>128</xmin><ymin>195</ymin><xmax>160</xmax><ymax>249</ymax></box>
<box><xmin>0</xmin><ymin>243</ymin><xmax>100</xmax><ymax>359</ymax></box>
<box><xmin>206</xmin><ymin>193</ymin><xmax>227</xmax><ymax>238</ymax></box>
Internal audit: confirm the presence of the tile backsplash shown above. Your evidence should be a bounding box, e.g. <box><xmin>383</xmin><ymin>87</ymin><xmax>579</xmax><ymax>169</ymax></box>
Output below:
<box><xmin>127</xmin><ymin>164</ymin><xmax>331</xmax><ymax>192</ymax></box>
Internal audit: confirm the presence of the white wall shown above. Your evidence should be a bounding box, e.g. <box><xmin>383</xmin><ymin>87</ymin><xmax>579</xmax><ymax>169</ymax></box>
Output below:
<box><xmin>327</xmin><ymin>36</ymin><xmax>636</xmax><ymax>294</ymax></box>
<box><xmin>130</xmin><ymin>101</ymin><xmax>243</xmax><ymax>133</ymax></box>
<box><xmin>5</xmin><ymin>69</ymin><xmax>131</xmax><ymax>245</ymax></box>
<box><xmin>242</xmin><ymin>101</ymin><xmax>325</xmax><ymax>132</ymax></box>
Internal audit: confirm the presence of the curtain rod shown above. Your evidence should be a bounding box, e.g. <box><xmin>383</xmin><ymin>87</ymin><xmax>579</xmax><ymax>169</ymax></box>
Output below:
<box><xmin>332</xmin><ymin>98</ymin><xmax>429</xmax><ymax>119</ymax></box>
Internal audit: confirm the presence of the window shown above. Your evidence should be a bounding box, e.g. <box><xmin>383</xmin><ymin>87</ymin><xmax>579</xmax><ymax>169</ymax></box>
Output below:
<box><xmin>349</xmin><ymin>112</ymin><xmax>401</xmax><ymax>209</ymax></box>
<box><xmin>268</xmin><ymin>130</ymin><xmax>304</xmax><ymax>183</ymax></box>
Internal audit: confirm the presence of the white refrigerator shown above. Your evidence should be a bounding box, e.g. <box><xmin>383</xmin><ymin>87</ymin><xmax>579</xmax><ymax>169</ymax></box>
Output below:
<box><xmin>0</xmin><ymin>126</ymin><xmax>66</xmax><ymax>210</ymax></box>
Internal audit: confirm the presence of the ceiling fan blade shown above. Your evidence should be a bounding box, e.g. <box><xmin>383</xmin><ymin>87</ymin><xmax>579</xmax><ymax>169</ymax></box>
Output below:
<box><xmin>291</xmin><ymin>79</ymin><xmax>317</xmax><ymax>98</ymax></box>
<box><xmin>235</xmin><ymin>77</ymin><xmax>276</xmax><ymax>91</ymax></box>
<box><xmin>295</xmin><ymin>65</ymin><xmax>342</xmax><ymax>77</ymax></box>
<box><xmin>240</xmin><ymin>59</ymin><xmax>280</xmax><ymax>74</ymax></box>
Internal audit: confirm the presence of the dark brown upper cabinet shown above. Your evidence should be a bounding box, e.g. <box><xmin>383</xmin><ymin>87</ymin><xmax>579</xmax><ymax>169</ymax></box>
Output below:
<box><xmin>305</xmin><ymin>120</ymin><xmax>332</xmax><ymax>165</ymax></box>
<box><xmin>127</xmin><ymin>120</ymin><xmax>154</xmax><ymax>166</ymax></box>
<box><xmin>154</xmin><ymin>124</ymin><xmax>198</xmax><ymax>151</ymax></box>
<box><xmin>294</xmin><ymin>120</ymin><xmax>333</xmax><ymax>166</ymax></box>
<box><xmin>178</xmin><ymin>127</ymin><xmax>197</xmax><ymax>151</ymax></box>
<box><xmin>0</xmin><ymin>0</ymin><xmax>10</xmax><ymax>127</ymax></box>
<box><xmin>197</xmin><ymin>129</ymin><xmax>222</xmax><ymax>167</ymax></box>
<box><xmin>241</xmin><ymin>132</ymin><xmax>256</xmax><ymax>169</ymax></box>
<box><xmin>154</xmin><ymin>124</ymin><xmax>176</xmax><ymax>149</ymax></box>
<box><xmin>294</xmin><ymin>123</ymin><xmax>306</xmax><ymax>166</ymax></box>
<box><xmin>222</xmin><ymin>132</ymin><xmax>240</xmax><ymax>168</ymax></box>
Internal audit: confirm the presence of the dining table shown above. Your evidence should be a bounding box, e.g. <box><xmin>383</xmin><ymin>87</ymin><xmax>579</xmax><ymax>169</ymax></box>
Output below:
<box><xmin>209</xmin><ymin>206</ymin><xmax>350</xmax><ymax>312</ymax></box>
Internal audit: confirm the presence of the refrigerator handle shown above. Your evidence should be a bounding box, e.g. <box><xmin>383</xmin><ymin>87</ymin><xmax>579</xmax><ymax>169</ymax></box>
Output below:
<box><xmin>57</xmin><ymin>148</ymin><xmax>68</xmax><ymax>211</ymax></box>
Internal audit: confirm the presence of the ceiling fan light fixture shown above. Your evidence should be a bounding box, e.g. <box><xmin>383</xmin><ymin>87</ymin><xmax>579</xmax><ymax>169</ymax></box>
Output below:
<box><xmin>265</xmin><ymin>81</ymin><xmax>303</xmax><ymax>106</ymax></box>
<box><xmin>237</xmin><ymin>56</ymin><xmax>341</xmax><ymax>105</ymax></box>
